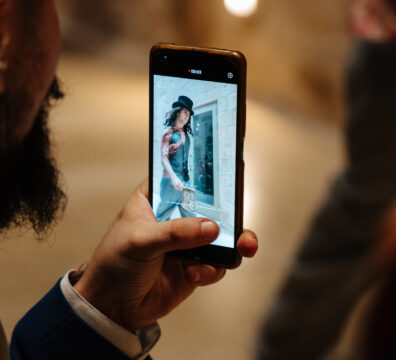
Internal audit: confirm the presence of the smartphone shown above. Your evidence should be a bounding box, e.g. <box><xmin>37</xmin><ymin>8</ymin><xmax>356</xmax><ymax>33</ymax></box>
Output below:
<box><xmin>149</xmin><ymin>43</ymin><xmax>246</xmax><ymax>268</ymax></box>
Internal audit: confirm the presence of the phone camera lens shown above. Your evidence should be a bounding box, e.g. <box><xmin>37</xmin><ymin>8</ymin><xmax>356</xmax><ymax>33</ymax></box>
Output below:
<box><xmin>227</xmin><ymin>72</ymin><xmax>233</xmax><ymax>79</ymax></box>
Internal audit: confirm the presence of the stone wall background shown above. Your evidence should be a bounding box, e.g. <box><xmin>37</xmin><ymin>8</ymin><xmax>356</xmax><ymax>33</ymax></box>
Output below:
<box><xmin>56</xmin><ymin>0</ymin><xmax>352</xmax><ymax>124</ymax></box>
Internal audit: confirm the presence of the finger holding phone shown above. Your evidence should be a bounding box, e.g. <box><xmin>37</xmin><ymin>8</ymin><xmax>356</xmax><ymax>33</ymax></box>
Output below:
<box><xmin>74</xmin><ymin>179</ymin><xmax>258</xmax><ymax>332</ymax></box>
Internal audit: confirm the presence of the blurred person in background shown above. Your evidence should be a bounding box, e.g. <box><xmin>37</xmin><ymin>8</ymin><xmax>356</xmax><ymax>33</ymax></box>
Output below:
<box><xmin>257</xmin><ymin>0</ymin><xmax>396</xmax><ymax>359</ymax></box>
<box><xmin>0</xmin><ymin>1</ymin><xmax>257</xmax><ymax>359</ymax></box>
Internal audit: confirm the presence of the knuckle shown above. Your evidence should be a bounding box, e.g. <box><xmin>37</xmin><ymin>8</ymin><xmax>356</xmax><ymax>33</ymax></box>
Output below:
<box><xmin>127</xmin><ymin>226</ymin><xmax>139</xmax><ymax>240</ymax></box>
<box><xmin>169</xmin><ymin>220</ymin><xmax>184</xmax><ymax>243</ymax></box>
<box><xmin>170</xmin><ymin>219</ymin><xmax>201</xmax><ymax>243</ymax></box>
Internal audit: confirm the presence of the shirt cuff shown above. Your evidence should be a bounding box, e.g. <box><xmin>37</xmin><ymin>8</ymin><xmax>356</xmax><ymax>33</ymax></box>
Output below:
<box><xmin>60</xmin><ymin>270</ymin><xmax>160</xmax><ymax>359</ymax></box>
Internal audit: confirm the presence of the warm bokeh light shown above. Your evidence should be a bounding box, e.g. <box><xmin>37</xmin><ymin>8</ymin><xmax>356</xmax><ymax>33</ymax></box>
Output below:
<box><xmin>224</xmin><ymin>0</ymin><xmax>258</xmax><ymax>17</ymax></box>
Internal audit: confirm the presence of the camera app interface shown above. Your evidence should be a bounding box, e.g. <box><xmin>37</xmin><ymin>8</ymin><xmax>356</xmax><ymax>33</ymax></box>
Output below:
<box><xmin>152</xmin><ymin>75</ymin><xmax>238</xmax><ymax>248</ymax></box>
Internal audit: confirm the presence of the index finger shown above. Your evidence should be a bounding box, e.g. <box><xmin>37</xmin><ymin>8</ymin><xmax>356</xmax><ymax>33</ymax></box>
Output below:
<box><xmin>137</xmin><ymin>178</ymin><xmax>150</xmax><ymax>199</ymax></box>
<box><xmin>120</xmin><ymin>179</ymin><xmax>156</xmax><ymax>223</ymax></box>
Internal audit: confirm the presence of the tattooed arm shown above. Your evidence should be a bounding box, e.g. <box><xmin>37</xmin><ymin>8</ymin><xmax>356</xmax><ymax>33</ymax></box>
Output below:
<box><xmin>160</xmin><ymin>129</ymin><xmax>184</xmax><ymax>191</ymax></box>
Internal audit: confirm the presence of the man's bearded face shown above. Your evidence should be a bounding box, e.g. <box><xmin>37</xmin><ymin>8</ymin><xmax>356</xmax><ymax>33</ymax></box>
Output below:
<box><xmin>0</xmin><ymin>78</ymin><xmax>66</xmax><ymax>236</ymax></box>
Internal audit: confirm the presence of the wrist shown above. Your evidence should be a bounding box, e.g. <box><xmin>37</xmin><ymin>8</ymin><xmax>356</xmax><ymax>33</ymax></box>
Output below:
<box><xmin>69</xmin><ymin>261</ymin><xmax>85</xmax><ymax>285</ymax></box>
<box><xmin>73</xmin><ymin>270</ymin><xmax>127</xmax><ymax>330</ymax></box>
<box><xmin>61</xmin><ymin>271</ymin><xmax>152</xmax><ymax>358</ymax></box>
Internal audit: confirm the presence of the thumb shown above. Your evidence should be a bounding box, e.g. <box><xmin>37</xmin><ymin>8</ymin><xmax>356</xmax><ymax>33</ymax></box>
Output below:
<box><xmin>147</xmin><ymin>217</ymin><xmax>219</xmax><ymax>255</ymax></box>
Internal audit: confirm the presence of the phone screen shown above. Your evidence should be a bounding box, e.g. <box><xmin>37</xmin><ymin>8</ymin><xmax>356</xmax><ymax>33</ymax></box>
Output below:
<box><xmin>150</xmin><ymin>46</ymin><xmax>245</xmax><ymax>258</ymax></box>
<box><xmin>152</xmin><ymin>74</ymin><xmax>238</xmax><ymax>248</ymax></box>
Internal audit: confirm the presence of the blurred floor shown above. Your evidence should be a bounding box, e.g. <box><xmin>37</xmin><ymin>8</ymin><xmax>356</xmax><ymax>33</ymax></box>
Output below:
<box><xmin>0</xmin><ymin>54</ymin><xmax>343</xmax><ymax>359</ymax></box>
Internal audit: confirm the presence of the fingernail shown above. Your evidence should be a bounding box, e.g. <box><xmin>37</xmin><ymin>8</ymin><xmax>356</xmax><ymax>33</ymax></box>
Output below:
<box><xmin>193</xmin><ymin>272</ymin><xmax>201</xmax><ymax>284</ymax></box>
<box><xmin>201</xmin><ymin>221</ymin><xmax>218</xmax><ymax>235</ymax></box>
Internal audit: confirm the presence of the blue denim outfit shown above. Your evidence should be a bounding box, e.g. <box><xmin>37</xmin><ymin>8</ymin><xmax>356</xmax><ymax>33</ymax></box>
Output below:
<box><xmin>156</xmin><ymin>130</ymin><xmax>195</xmax><ymax>222</ymax></box>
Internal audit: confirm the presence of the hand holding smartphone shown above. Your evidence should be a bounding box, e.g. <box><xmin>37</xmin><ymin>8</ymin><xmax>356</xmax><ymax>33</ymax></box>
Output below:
<box><xmin>149</xmin><ymin>44</ymin><xmax>246</xmax><ymax>268</ymax></box>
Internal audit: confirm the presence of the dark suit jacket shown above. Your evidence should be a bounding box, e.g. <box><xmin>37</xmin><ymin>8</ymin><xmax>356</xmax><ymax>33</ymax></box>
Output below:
<box><xmin>10</xmin><ymin>280</ymin><xmax>152</xmax><ymax>360</ymax></box>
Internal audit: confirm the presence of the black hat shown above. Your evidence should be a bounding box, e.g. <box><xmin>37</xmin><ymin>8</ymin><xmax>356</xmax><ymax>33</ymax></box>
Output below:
<box><xmin>172</xmin><ymin>96</ymin><xmax>194</xmax><ymax>116</ymax></box>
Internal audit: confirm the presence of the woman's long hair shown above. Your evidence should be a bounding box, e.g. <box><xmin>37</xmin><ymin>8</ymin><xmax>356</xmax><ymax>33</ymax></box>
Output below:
<box><xmin>164</xmin><ymin>107</ymin><xmax>193</xmax><ymax>136</ymax></box>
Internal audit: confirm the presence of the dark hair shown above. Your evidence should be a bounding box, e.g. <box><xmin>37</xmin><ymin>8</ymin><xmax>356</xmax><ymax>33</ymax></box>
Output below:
<box><xmin>388</xmin><ymin>0</ymin><xmax>396</xmax><ymax>11</ymax></box>
<box><xmin>164</xmin><ymin>108</ymin><xmax>193</xmax><ymax>136</ymax></box>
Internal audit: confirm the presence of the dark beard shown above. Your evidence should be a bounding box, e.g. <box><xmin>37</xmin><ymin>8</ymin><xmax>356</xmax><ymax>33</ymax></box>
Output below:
<box><xmin>0</xmin><ymin>78</ymin><xmax>67</xmax><ymax>237</ymax></box>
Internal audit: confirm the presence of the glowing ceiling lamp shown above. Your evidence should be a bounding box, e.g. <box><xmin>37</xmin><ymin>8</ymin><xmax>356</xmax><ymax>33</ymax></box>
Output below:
<box><xmin>224</xmin><ymin>0</ymin><xmax>258</xmax><ymax>17</ymax></box>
